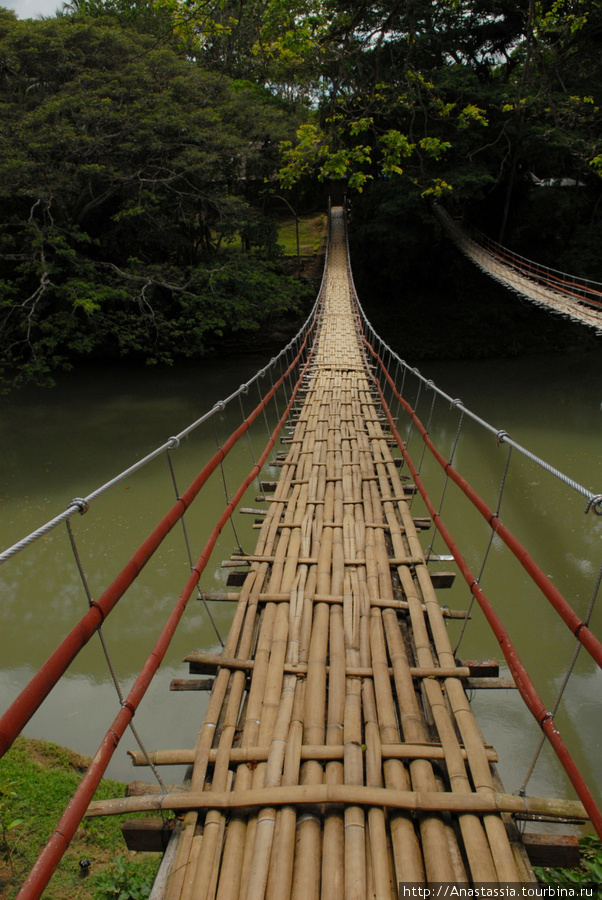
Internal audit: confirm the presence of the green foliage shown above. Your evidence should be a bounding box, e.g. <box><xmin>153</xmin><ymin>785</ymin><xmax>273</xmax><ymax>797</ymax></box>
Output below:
<box><xmin>0</xmin><ymin>783</ymin><xmax>24</xmax><ymax>876</ymax></box>
<box><xmin>268</xmin><ymin>0</ymin><xmax>602</xmax><ymax>227</ymax></box>
<box><xmin>2</xmin><ymin>0</ymin><xmax>602</xmax><ymax>378</ymax></box>
<box><xmin>92</xmin><ymin>854</ymin><xmax>156</xmax><ymax>899</ymax></box>
<box><xmin>0</xmin><ymin>13</ymin><xmax>310</xmax><ymax>389</ymax></box>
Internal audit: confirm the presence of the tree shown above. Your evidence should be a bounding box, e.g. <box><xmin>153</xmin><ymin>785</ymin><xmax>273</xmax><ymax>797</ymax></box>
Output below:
<box><xmin>0</xmin><ymin>12</ymin><xmax>311</xmax><ymax>387</ymax></box>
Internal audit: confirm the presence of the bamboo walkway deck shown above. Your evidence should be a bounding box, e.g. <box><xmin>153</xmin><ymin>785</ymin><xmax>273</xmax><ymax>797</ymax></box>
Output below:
<box><xmin>121</xmin><ymin>208</ymin><xmax>543</xmax><ymax>894</ymax></box>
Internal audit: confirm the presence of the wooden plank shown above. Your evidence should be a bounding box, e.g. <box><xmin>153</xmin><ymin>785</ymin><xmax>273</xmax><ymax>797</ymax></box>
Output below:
<box><xmin>148</xmin><ymin>820</ymin><xmax>181</xmax><ymax>900</ymax></box>
<box><xmin>126</xmin><ymin>781</ymin><xmax>187</xmax><ymax>796</ymax></box>
<box><xmin>122</xmin><ymin>819</ymin><xmax>174</xmax><ymax>852</ymax></box>
<box><xmin>413</xmin><ymin>517</ymin><xmax>432</xmax><ymax>531</ymax></box>
<box><xmin>461</xmin><ymin>659</ymin><xmax>500</xmax><ymax>678</ymax></box>
<box><xmin>521</xmin><ymin>833</ymin><xmax>580</xmax><ymax>868</ymax></box>
<box><xmin>170</xmin><ymin>678</ymin><xmax>214</xmax><ymax>691</ymax></box>
<box><xmin>186</xmin><ymin>651</ymin><xmax>480</xmax><ymax>680</ymax></box>
<box><xmin>226</xmin><ymin>571</ymin><xmax>248</xmax><ymax>586</ymax></box>
<box><xmin>430</xmin><ymin>571</ymin><xmax>456</xmax><ymax>588</ymax></box>
<box><xmin>465</xmin><ymin>677</ymin><xmax>516</xmax><ymax>690</ymax></box>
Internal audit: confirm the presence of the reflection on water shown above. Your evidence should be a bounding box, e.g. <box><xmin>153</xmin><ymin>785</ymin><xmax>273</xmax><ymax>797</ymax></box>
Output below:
<box><xmin>0</xmin><ymin>351</ymin><xmax>600</xmax><ymax>810</ymax></box>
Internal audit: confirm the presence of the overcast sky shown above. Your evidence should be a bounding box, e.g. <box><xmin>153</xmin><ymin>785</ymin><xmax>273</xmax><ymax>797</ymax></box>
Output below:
<box><xmin>4</xmin><ymin>0</ymin><xmax>64</xmax><ymax>18</ymax></box>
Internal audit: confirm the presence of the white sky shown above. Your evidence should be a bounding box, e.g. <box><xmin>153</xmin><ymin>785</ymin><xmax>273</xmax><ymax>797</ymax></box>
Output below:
<box><xmin>3</xmin><ymin>0</ymin><xmax>64</xmax><ymax>18</ymax></box>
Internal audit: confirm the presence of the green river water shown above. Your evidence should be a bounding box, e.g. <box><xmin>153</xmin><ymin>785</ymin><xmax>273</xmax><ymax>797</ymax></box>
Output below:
<box><xmin>0</xmin><ymin>347</ymin><xmax>600</xmax><ymax>828</ymax></box>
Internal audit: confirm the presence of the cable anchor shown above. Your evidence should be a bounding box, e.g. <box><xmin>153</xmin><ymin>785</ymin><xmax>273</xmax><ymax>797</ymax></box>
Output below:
<box><xmin>584</xmin><ymin>494</ymin><xmax>602</xmax><ymax>516</ymax></box>
<box><xmin>70</xmin><ymin>497</ymin><xmax>89</xmax><ymax>515</ymax></box>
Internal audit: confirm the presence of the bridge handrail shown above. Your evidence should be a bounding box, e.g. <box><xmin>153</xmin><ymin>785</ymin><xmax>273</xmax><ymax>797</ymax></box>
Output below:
<box><xmin>0</xmin><ymin>210</ymin><xmax>335</xmax><ymax>900</ymax></box>
<box><xmin>345</xmin><ymin>210</ymin><xmax>601</xmax><ymax>515</ymax></box>
<box><xmin>0</xmin><ymin>203</ymin><xmax>333</xmax><ymax>756</ymax></box>
<box><xmin>434</xmin><ymin>204</ymin><xmax>602</xmax><ymax>311</ymax></box>
<box><xmin>366</xmin><ymin>340</ymin><xmax>602</xmax><ymax>663</ymax></box>
<box><xmin>343</xmin><ymin>207</ymin><xmax>601</xmax><ymax>835</ymax></box>
<box><xmin>13</xmin><ymin>351</ymin><xmax>317</xmax><ymax>900</ymax></box>
<box><xmin>0</xmin><ymin>215</ymin><xmax>333</xmax><ymax>568</ymax></box>
<box><xmin>374</xmin><ymin>371</ymin><xmax>602</xmax><ymax>835</ymax></box>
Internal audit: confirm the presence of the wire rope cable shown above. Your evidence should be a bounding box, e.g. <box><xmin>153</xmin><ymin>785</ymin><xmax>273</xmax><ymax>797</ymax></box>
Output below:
<box><xmin>166</xmin><ymin>446</ymin><xmax>224</xmax><ymax>648</ymax></box>
<box><xmin>453</xmin><ymin>443</ymin><xmax>514</xmax><ymax>657</ymax></box>
<box><xmin>65</xmin><ymin>519</ymin><xmax>169</xmax><ymax>794</ymax></box>
<box><xmin>0</xmin><ymin>283</ymin><xmax>326</xmax><ymax>567</ymax></box>
<box><xmin>519</xmin><ymin>560</ymin><xmax>602</xmax><ymax>795</ymax></box>
<box><xmin>425</xmin><ymin>405</ymin><xmax>465</xmax><ymax>560</ymax></box>
<box><xmin>348</xmin><ymin>284</ymin><xmax>601</xmax><ymax>515</ymax></box>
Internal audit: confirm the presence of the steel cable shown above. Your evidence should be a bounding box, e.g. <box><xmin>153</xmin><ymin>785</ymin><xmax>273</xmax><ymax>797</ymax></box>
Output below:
<box><xmin>453</xmin><ymin>443</ymin><xmax>514</xmax><ymax>657</ymax></box>
<box><xmin>166</xmin><ymin>447</ymin><xmax>224</xmax><ymax>648</ymax></box>
<box><xmin>343</xmin><ymin>205</ymin><xmax>601</xmax><ymax>514</ymax></box>
<box><xmin>0</xmin><ymin>293</ymin><xmax>327</xmax><ymax>567</ymax></box>
<box><xmin>519</xmin><ymin>561</ymin><xmax>602</xmax><ymax>796</ymax></box>
<box><xmin>65</xmin><ymin>519</ymin><xmax>169</xmax><ymax>794</ymax></box>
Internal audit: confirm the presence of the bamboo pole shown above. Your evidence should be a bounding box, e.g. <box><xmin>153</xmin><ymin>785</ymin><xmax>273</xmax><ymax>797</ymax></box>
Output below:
<box><xmin>166</xmin><ymin>561</ymin><xmax>268</xmax><ymax>900</ymax></box>
<box><xmin>323</xmin><ymin>593</ymin><xmax>346</xmax><ymax>900</ymax></box>
<box><xmin>185</xmin><ymin>651</ymin><xmax>474</xmax><ymax>680</ymax></box>
<box><xmin>214</xmin><ymin>527</ymin><xmax>292</xmax><ymax>900</ymax></box>
<box><xmin>266</xmin><ymin>672</ymin><xmax>307</xmax><ymax>900</ymax></box>
<box><xmin>343</xmin><ymin>571</ymin><xmax>366</xmax><ymax>900</ymax></box>
<box><xmin>378</xmin><ymin>413</ymin><xmax>524</xmax><ymax>882</ymax></box>
<box><xmin>292</xmin><ymin>438</ymin><xmax>332</xmax><ymax>900</ymax></box>
<box><xmin>367</xmin><ymin>474</ymin><xmax>455</xmax><ymax>884</ymax></box>
<box><xmin>87</xmin><ymin>783</ymin><xmax>589</xmax><ymax>820</ymax></box>
<box><xmin>183</xmin><ymin>477</ymin><xmax>292</xmax><ymax>900</ymax></box>
<box><xmin>244</xmin><ymin>508</ymin><xmax>306</xmax><ymax>900</ymax></box>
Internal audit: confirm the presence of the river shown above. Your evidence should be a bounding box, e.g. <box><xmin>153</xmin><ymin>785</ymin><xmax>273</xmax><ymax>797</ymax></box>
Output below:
<box><xmin>0</xmin><ymin>347</ymin><xmax>600</xmax><ymax>825</ymax></box>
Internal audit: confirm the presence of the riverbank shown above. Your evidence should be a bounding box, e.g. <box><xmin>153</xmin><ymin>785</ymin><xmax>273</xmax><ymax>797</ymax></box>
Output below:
<box><xmin>0</xmin><ymin>737</ymin><xmax>160</xmax><ymax>900</ymax></box>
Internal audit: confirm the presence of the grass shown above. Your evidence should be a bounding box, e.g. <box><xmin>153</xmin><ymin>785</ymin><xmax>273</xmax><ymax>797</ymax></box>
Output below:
<box><xmin>209</xmin><ymin>213</ymin><xmax>327</xmax><ymax>259</ymax></box>
<box><xmin>276</xmin><ymin>213</ymin><xmax>327</xmax><ymax>258</ymax></box>
<box><xmin>0</xmin><ymin>738</ymin><xmax>162</xmax><ymax>900</ymax></box>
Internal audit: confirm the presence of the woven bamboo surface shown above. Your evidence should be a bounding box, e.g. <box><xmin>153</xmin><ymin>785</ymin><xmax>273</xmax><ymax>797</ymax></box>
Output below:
<box><xmin>157</xmin><ymin>208</ymin><xmax>538</xmax><ymax>895</ymax></box>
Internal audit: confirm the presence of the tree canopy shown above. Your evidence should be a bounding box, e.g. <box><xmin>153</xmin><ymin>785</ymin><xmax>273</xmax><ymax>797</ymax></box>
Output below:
<box><xmin>0</xmin><ymin>9</ymin><xmax>312</xmax><ymax>387</ymax></box>
<box><xmin>0</xmin><ymin>0</ymin><xmax>600</xmax><ymax>386</ymax></box>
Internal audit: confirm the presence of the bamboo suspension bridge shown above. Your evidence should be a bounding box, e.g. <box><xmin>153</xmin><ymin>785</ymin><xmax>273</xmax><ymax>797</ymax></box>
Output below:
<box><xmin>435</xmin><ymin>204</ymin><xmax>602</xmax><ymax>333</ymax></box>
<box><xmin>1</xmin><ymin>206</ymin><xmax>601</xmax><ymax>898</ymax></box>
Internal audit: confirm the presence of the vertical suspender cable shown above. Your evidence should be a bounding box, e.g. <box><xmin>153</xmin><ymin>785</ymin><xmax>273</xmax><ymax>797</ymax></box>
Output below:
<box><xmin>0</xmin><ymin>333</ymin><xmax>312</xmax><ymax>760</ymax></box>
<box><xmin>372</xmin><ymin>370</ymin><xmax>602</xmax><ymax>838</ymax></box>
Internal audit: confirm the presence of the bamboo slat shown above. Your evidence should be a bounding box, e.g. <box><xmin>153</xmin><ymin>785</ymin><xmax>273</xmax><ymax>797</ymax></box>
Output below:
<box><xmin>128</xmin><ymin>742</ymin><xmax>499</xmax><ymax>767</ymax></box>
<box><xmin>88</xmin><ymin>784</ymin><xmax>587</xmax><ymax>820</ymax></box>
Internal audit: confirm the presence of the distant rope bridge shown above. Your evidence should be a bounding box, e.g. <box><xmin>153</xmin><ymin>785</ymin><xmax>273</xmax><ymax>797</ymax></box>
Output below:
<box><xmin>435</xmin><ymin>204</ymin><xmax>602</xmax><ymax>334</ymax></box>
